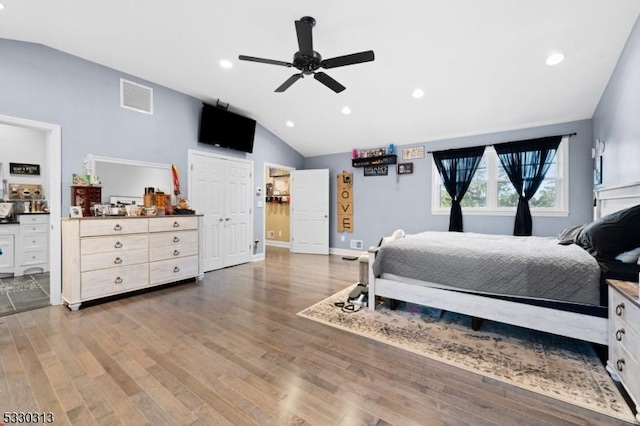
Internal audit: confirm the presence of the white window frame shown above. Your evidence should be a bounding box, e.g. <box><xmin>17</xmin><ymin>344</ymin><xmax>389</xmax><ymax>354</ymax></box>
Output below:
<box><xmin>431</xmin><ymin>137</ymin><xmax>569</xmax><ymax>217</ymax></box>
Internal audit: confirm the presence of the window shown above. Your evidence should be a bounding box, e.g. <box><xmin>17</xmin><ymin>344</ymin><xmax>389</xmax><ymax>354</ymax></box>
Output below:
<box><xmin>433</xmin><ymin>138</ymin><xmax>568</xmax><ymax>216</ymax></box>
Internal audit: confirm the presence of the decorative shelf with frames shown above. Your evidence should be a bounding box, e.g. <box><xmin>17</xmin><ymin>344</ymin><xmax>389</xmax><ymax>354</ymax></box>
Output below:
<box><xmin>352</xmin><ymin>154</ymin><xmax>397</xmax><ymax>168</ymax></box>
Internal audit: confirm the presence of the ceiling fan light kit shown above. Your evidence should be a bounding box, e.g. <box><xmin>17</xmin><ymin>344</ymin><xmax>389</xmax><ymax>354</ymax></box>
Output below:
<box><xmin>239</xmin><ymin>16</ymin><xmax>375</xmax><ymax>93</ymax></box>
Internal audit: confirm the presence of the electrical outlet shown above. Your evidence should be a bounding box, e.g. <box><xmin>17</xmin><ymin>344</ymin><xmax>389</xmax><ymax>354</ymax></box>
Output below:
<box><xmin>341</xmin><ymin>235</ymin><xmax>346</xmax><ymax>242</ymax></box>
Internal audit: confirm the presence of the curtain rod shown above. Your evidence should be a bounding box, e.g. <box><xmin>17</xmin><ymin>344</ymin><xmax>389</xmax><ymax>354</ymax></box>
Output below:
<box><xmin>426</xmin><ymin>132</ymin><xmax>577</xmax><ymax>154</ymax></box>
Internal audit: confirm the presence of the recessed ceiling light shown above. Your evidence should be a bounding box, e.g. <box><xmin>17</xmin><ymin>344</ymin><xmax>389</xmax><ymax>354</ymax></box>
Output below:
<box><xmin>341</xmin><ymin>106</ymin><xmax>351</xmax><ymax>115</ymax></box>
<box><xmin>286</xmin><ymin>121</ymin><xmax>294</xmax><ymax>127</ymax></box>
<box><xmin>0</xmin><ymin>3</ymin><xmax>5</xmax><ymax>10</ymax></box>
<box><xmin>219</xmin><ymin>60</ymin><xmax>233</xmax><ymax>69</ymax></box>
<box><xmin>412</xmin><ymin>88</ymin><xmax>424</xmax><ymax>99</ymax></box>
<box><xmin>546</xmin><ymin>53</ymin><xmax>565</xmax><ymax>66</ymax></box>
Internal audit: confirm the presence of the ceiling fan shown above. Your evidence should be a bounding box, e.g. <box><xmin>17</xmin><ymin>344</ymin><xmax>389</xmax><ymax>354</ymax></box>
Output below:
<box><xmin>239</xmin><ymin>16</ymin><xmax>375</xmax><ymax>93</ymax></box>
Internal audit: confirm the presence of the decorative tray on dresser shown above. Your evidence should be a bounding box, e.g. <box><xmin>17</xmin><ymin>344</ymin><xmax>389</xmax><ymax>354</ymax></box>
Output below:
<box><xmin>606</xmin><ymin>279</ymin><xmax>640</xmax><ymax>423</ymax></box>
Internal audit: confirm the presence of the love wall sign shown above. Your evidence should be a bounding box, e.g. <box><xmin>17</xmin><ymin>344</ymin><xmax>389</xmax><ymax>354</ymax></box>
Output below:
<box><xmin>337</xmin><ymin>171</ymin><xmax>354</xmax><ymax>233</ymax></box>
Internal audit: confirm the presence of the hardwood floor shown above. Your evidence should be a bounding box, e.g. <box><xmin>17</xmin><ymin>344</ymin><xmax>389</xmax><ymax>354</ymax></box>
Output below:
<box><xmin>0</xmin><ymin>247</ymin><xmax>628</xmax><ymax>425</ymax></box>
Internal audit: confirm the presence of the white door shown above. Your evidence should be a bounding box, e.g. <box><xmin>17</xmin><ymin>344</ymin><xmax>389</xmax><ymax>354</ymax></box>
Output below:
<box><xmin>223</xmin><ymin>160</ymin><xmax>252</xmax><ymax>267</ymax></box>
<box><xmin>189</xmin><ymin>151</ymin><xmax>252</xmax><ymax>271</ymax></box>
<box><xmin>291</xmin><ymin>169</ymin><xmax>329</xmax><ymax>254</ymax></box>
<box><xmin>191</xmin><ymin>155</ymin><xmax>225</xmax><ymax>271</ymax></box>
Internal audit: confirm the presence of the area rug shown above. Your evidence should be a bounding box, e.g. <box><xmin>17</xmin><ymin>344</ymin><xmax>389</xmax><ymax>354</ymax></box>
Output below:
<box><xmin>297</xmin><ymin>285</ymin><xmax>636</xmax><ymax>423</ymax></box>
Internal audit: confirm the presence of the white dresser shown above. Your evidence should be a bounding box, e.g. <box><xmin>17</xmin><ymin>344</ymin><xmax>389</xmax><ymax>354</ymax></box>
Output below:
<box><xmin>62</xmin><ymin>216</ymin><xmax>203</xmax><ymax>310</ymax></box>
<box><xmin>607</xmin><ymin>279</ymin><xmax>640</xmax><ymax>423</ymax></box>
<box><xmin>16</xmin><ymin>213</ymin><xmax>50</xmax><ymax>275</ymax></box>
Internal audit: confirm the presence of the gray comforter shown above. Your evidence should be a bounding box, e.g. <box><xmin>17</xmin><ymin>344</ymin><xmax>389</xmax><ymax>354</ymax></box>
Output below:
<box><xmin>372</xmin><ymin>232</ymin><xmax>601</xmax><ymax>305</ymax></box>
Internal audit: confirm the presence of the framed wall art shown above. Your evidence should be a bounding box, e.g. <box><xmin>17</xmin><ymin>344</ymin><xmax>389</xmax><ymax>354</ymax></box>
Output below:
<box><xmin>397</xmin><ymin>163</ymin><xmax>413</xmax><ymax>175</ymax></box>
<box><xmin>402</xmin><ymin>146</ymin><xmax>424</xmax><ymax>160</ymax></box>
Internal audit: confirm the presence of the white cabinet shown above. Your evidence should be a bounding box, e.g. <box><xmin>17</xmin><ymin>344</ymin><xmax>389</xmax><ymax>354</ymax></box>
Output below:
<box><xmin>0</xmin><ymin>229</ymin><xmax>16</xmax><ymax>272</ymax></box>
<box><xmin>17</xmin><ymin>214</ymin><xmax>50</xmax><ymax>275</ymax></box>
<box><xmin>607</xmin><ymin>279</ymin><xmax>640</xmax><ymax>423</ymax></box>
<box><xmin>62</xmin><ymin>216</ymin><xmax>203</xmax><ymax>310</ymax></box>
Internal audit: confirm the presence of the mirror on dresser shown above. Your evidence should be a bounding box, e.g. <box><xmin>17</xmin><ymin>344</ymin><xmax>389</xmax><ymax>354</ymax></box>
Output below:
<box><xmin>86</xmin><ymin>155</ymin><xmax>173</xmax><ymax>206</ymax></box>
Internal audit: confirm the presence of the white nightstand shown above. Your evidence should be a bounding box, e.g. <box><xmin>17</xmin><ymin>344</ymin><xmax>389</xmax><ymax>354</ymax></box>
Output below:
<box><xmin>607</xmin><ymin>279</ymin><xmax>640</xmax><ymax>423</ymax></box>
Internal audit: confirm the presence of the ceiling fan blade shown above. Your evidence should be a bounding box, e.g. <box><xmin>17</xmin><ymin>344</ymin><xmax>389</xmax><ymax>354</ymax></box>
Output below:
<box><xmin>314</xmin><ymin>72</ymin><xmax>345</xmax><ymax>93</ymax></box>
<box><xmin>238</xmin><ymin>55</ymin><xmax>292</xmax><ymax>67</ymax></box>
<box><xmin>295</xmin><ymin>19</ymin><xmax>314</xmax><ymax>56</ymax></box>
<box><xmin>275</xmin><ymin>73</ymin><xmax>303</xmax><ymax>92</ymax></box>
<box><xmin>320</xmin><ymin>50</ymin><xmax>375</xmax><ymax>69</ymax></box>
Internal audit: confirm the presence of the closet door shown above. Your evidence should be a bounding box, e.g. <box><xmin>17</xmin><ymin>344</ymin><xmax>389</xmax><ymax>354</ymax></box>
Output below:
<box><xmin>191</xmin><ymin>155</ymin><xmax>225</xmax><ymax>271</ymax></box>
<box><xmin>223</xmin><ymin>160</ymin><xmax>252</xmax><ymax>267</ymax></box>
<box><xmin>189</xmin><ymin>152</ymin><xmax>253</xmax><ymax>272</ymax></box>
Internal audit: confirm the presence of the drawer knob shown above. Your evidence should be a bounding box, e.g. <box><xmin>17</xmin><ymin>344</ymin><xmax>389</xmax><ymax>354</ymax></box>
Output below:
<box><xmin>114</xmin><ymin>257</ymin><xmax>123</xmax><ymax>264</ymax></box>
<box><xmin>114</xmin><ymin>224</ymin><xmax>122</xmax><ymax>231</ymax></box>
<box><xmin>114</xmin><ymin>241</ymin><xmax>123</xmax><ymax>248</ymax></box>
<box><xmin>615</xmin><ymin>328</ymin><xmax>625</xmax><ymax>341</ymax></box>
<box><xmin>173</xmin><ymin>221</ymin><xmax>180</xmax><ymax>228</ymax></box>
<box><xmin>173</xmin><ymin>266</ymin><xmax>180</xmax><ymax>273</ymax></box>
<box><xmin>115</xmin><ymin>277</ymin><xmax>123</xmax><ymax>284</ymax></box>
<box><xmin>173</xmin><ymin>236</ymin><xmax>180</xmax><ymax>243</ymax></box>
<box><xmin>616</xmin><ymin>359</ymin><xmax>625</xmax><ymax>372</ymax></box>
<box><xmin>173</xmin><ymin>249</ymin><xmax>180</xmax><ymax>256</ymax></box>
<box><xmin>615</xmin><ymin>303</ymin><xmax>625</xmax><ymax>316</ymax></box>
<box><xmin>32</xmin><ymin>240</ymin><xmax>36</xmax><ymax>244</ymax></box>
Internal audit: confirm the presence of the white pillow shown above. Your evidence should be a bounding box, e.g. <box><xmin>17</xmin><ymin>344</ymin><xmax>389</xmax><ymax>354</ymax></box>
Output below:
<box><xmin>379</xmin><ymin>229</ymin><xmax>406</xmax><ymax>247</ymax></box>
<box><xmin>615</xmin><ymin>246</ymin><xmax>640</xmax><ymax>263</ymax></box>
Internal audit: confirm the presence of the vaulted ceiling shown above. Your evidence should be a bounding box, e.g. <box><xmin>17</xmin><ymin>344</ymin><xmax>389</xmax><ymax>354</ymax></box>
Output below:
<box><xmin>1</xmin><ymin>1</ymin><xmax>639</xmax><ymax>156</ymax></box>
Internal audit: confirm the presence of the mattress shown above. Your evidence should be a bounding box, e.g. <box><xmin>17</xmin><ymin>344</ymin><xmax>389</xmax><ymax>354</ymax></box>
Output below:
<box><xmin>372</xmin><ymin>232</ymin><xmax>601</xmax><ymax>305</ymax></box>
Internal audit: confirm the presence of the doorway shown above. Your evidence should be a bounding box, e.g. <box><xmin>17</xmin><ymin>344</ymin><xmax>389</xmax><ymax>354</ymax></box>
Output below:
<box><xmin>264</xmin><ymin>164</ymin><xmax>294</xmax><ymax>249</ymax></box>
<box><xmin>0</xmin><ymin>114</ymin><xmax>62</xmax><ymax>307</ymax></box>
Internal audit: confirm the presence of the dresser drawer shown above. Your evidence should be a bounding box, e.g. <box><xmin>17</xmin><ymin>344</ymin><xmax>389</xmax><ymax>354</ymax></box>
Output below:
<box><xmin>81</xmin><ymin>249</ymin><xmax>149</xmax><ymax>272</ymax></box>
<box><xmin>149</xmin><ymin>255</ymin><xmax>198</xmax><ymax>285</ymax></box>
<box><xmin>611</xmin><ymin>316</ymin><xmax>640</xmax><ymax>361</ymax></box>
<box><xmin>149</xmin><ymin>230</ymin><xmax>197</xmax><ymax>247</ymax></box>
<box><xmin>80</xmin><ymin>218</ymin><xmax>148</xmax><ymax>237</ymax></box>
<box><xmin>149</xmin><ymin>216</ymin><xmax>198</xmax><ymax>232</ymax></box>
<box><xmin>20</xmin><ymin>223</ymin><xmax>48</xmax><ymax>234</ymax></box>
<box><xmin>19</xmin><ymin>214</ymin><xmax>49</xmax><ymax>225</ymax></box>
<box><xmin>21</xmin><ymin>249</ymin><xmax>47</xmax><ymax>265</ymax></box>
<box><xmin>610</xmin><ymin>287</ymin><xmax>640</xmax><ymax>328</ymax></box>
<box><xmin>610</xmin><ymin>343</ymin><xmax>640</xmax><ymax>400</ymax></box>
<box><xmin>81</xmin><ymin>263</ymin><xmax>149</xmax><ymax>300</ymax></box>
<box><xmin>21</xmin><ymin>234</ymin><xmax>47</xmax><ymax>250</ymax></box>
<box><xmin>149</xmin><ymin>243</ymin><xmax>198</xmax><ymax>262</ymax></box>
<box><xmin>81</xmin><ymin>234</ymin><xmax>148</xmax><ymax>255</ymax></box>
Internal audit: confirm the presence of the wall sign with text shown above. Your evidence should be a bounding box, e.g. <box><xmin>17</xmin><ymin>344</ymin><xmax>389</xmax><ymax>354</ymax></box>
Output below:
<box><xmin>10</xmin><ymin>162</ymin><xmax>41</xmax><ymax>175</ymax></box>
<box><xmin>337</xmin><ymin>171</ymin><xmax>354</xmax><ymax>233</ymax></box>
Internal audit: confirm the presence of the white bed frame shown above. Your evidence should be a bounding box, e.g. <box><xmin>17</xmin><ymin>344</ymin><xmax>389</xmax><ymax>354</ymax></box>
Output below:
<box><xmin>368</xmin><ymin>181</ymin><xmax>640</xmax><ymax>345</ymax></box>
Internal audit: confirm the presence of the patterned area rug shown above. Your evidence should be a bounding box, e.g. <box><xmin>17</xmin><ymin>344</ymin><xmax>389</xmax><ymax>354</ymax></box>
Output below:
<box><xmin>297</xmin><ymin>285</ymin><xmax>636</xmax><ymax>423</ymax></box>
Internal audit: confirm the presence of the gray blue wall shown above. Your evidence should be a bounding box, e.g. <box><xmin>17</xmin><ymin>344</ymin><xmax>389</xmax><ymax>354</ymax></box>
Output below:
<box><xmin>593</xmin><ymin>15</ymin><xmax>640</xmax><ymax>187</ymax></box>
<box><xmin>0</xmin><ymin>38</ymin><xmax>304</xmax><ymax>256</ymax></box>
<box><xmin>306</xmin><ymin>119</ymin><xmax>595</xmax><ymax>250</ymax></box>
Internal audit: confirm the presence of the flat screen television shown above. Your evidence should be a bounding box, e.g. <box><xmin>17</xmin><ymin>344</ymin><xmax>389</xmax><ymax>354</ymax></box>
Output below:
<box><xmin>198</xmin><ymin>103</ymin><xmax>256</xmax><ymax>153</ymax></box>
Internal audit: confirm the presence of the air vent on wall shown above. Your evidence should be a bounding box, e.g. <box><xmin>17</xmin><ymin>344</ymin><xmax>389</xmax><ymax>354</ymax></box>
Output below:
<box><xmin>120</xmin><ymin>79</ymin><xmax>153</xmax><ymax>114</ymax></box>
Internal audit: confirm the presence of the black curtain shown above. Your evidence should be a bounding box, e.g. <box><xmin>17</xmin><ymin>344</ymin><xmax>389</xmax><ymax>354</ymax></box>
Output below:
<box><xmin>494</xmin><ymin>136</ymin><xmax>562</xmax><ymax>236</ymax></box>
<box><xmin>433</xmin><ymin>146</ymin><xmax>485</xmax><ymax>232</ymax></box>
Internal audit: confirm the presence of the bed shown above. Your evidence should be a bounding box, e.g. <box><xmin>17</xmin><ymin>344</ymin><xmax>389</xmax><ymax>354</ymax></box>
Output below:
<box><xmin>367</xmin><ymin>181</ymin><xmax>640</xmax><ymax>345</ymax></box>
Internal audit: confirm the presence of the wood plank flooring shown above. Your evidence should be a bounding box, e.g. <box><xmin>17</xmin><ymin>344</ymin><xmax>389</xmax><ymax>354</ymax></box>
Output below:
<box><xmin>0</xmin><ymin>247</ymin><xmax>629</xmax><ymax>425</ymax></box>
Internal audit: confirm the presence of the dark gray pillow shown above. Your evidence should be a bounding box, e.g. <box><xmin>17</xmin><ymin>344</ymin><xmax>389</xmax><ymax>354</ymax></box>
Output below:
<box><xmin>576</xmin><ymin>204</ymin><xmax>640</xmax><ymax>259</ymax></box>
<box><xmin>557</xmin><ymin>224</ymin><xmax>586</xmax><ymax>245</ymax></box>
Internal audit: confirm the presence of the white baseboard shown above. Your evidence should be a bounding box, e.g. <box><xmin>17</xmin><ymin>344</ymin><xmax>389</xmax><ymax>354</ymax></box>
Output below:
<box><xmin>252</xmin><ymin>253</ymin><xmax>265</xmax><ymax>262</ymax></box>
<box><xmin>265</xmin><ymin>240</ymin><xmax>291</xmax><ymax>249</ymax></box>
<box><xmin>329</xmin><ymin>247</ymin><xmax>365</xmax><ymax>257</ymax></box>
